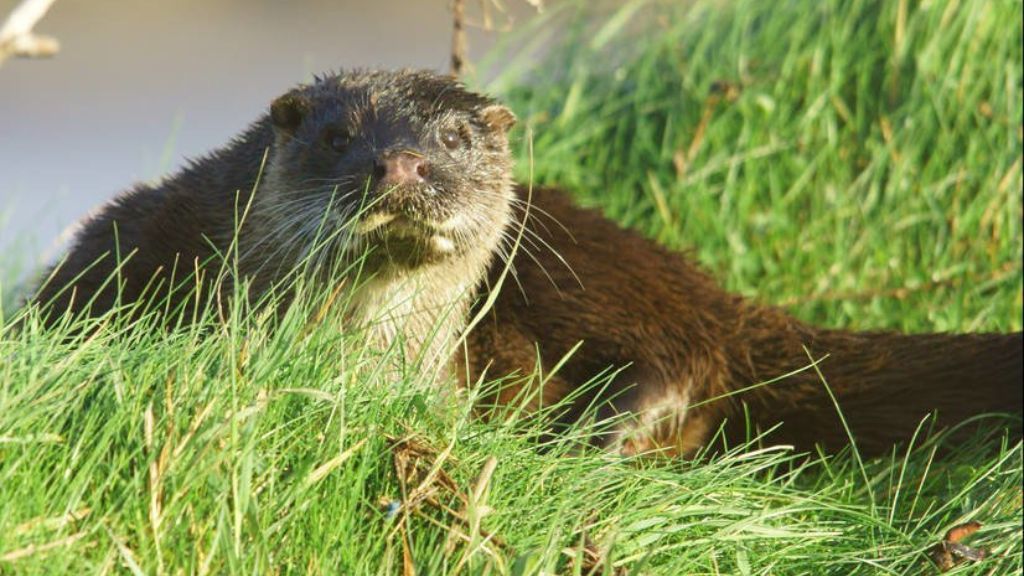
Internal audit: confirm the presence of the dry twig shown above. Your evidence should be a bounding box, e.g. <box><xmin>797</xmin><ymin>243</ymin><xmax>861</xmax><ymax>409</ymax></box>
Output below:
<box><xmin>384</xmin><ymin>435</ymin><xmax>510</xmax><ymax>571</ymax></box>
<box><xmin>450</xmin><ymin>0</ymin><xmax>467</xmax><ymax>77</ymax></box>
<box><xmin>449</xmin><ymin>1</ymin><xmax>545</xmax><ymax>78</ymax></box>
<box><xmin>0</xmin><ymin>0</ymin><xmax>60</xmax><ymax>65</ymax></box>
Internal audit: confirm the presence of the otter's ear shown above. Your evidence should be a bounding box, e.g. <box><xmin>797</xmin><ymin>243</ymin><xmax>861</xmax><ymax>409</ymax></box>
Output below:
<box><xmin>479</xmin><ymin>104</ymin><xmax>516</xmax><ymax>134</ymax></box>
<box><xmin>270</xmin><ymin>93</ymin><xmax>308</xmax><ymax>134</ymax></box>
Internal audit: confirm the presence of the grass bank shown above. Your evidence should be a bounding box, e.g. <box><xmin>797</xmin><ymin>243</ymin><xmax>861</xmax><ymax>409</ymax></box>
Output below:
<box><xmin>2</xmin><ymin>0</ymin><xmax>1022</xmax><ymax>573</ymax></box>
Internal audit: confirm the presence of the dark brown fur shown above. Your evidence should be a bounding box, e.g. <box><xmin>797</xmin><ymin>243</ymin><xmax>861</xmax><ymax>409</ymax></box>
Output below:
<box><xmin>32</xmin><ymin>121</ymin><xmax>272</xmax><ymax>324</ymax></box>
<box><xmin>31</xmin><ymin>70</ymin><xmax>1023</xmax><ymax>457</ymax></box>
<box><xmin>464</xmin><ymin>187</ymin><xmax>1023</xmax><ymax>456</ymax></box>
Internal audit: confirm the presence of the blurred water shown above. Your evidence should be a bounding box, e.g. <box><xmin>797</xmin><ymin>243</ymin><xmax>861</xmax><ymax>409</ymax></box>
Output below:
<box><xmin>0</xmin><ymin>0</ymin><xmax>532</xmax><ymax>272</ymax></box>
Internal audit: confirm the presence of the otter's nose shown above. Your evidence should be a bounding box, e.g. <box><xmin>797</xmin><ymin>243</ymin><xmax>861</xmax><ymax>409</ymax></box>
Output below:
<box><xmin>374</xmin><ymin>151</ymin><xmax>429</xmax><ymax>185</ymax></box>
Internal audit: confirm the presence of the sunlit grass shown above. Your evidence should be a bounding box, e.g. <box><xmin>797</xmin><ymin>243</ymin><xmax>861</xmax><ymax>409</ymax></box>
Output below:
<box><xmin>1</xmin><ymin>0</ymin><xmax>1021</xmax><ymax>573</ymax></box>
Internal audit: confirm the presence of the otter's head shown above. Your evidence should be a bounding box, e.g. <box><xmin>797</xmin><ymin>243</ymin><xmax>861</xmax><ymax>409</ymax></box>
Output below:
<box><xmin>257</xmin><ymin>69</ymin><xmax>516</xmax><ymax>278</ymax></box>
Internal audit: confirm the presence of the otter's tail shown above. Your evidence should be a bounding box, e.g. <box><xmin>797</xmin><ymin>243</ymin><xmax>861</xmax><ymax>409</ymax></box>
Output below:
<box><xmin>734</xmin><ymin>330</ymin><xmax>1023</xmax><ymax>455</ymax></box>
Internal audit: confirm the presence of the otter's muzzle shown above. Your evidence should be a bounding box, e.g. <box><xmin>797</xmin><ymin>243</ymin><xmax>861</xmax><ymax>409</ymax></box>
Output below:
<box><xmin>374</xmin><ymin>150</ymin><xmax>429</xmax><ymax>187</ymax></box>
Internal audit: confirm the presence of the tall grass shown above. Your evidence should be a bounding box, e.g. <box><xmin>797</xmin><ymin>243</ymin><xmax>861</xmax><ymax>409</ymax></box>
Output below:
<box><xmin>485</xmin><ymin>0</ymin><xmax>1023</xmax><ymax>334</ymax></box>
<box><xmin>1</xmin><ymin>0</ymin><xmax>1021</xmax><ymax>574</ymax></box>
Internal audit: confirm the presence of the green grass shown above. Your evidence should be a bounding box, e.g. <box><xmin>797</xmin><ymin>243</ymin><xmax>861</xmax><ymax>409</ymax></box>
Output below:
<box><xmin>2</xmin><ymin>0</ymin><xmax>1022</xmax><ymax>573</ymax></box>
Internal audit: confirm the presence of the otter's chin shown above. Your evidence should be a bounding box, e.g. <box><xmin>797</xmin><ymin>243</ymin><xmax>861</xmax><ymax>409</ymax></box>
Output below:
<box><xmin>355</xmin><ymin>214</ymin><xmax>462</xmax><ymax>271</ymax></box>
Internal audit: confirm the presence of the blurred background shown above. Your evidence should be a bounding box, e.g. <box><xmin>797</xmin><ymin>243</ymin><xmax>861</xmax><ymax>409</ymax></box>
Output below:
<box><xmin>0</xmin><ymin>0</ymin><xmax>537</xmax><ymax>266</ymax></box>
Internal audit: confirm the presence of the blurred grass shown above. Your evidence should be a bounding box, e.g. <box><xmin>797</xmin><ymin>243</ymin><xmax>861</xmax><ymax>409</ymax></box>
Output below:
<box><xmin>486</xmin><ymin>0</ymin><xmax>1023</xmax><ymax>334</ymax></box>
<box><xmin>1</xmin><ymin>0</ymin><xmax>1021</xmax><ymax>574</ymax></box>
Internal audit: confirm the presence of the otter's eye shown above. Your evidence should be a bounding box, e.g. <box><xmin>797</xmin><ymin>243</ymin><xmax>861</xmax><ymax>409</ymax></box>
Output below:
<box><xmin>440</xmin><ymin>128</ymin><xmax>462</xmax><ymax>150</ymax></box>
<box><xmin>327</xmin><ymin>130</ymin><xmax>350</xmax><ymax>153</ymax></box>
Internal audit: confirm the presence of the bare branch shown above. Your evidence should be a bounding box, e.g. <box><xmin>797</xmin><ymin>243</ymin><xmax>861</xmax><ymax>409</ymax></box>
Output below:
<box><xmin>0</xmin><ymin>0</ymin><xmax>60</xmax><ymax>66</ymax></box>
<box><xmin>450</xmin><ymin>0</ymin><xmax>467</xmax><ymax>77</ymax></box>
<box><xmin>450</xmin><ymin>0</ymin><xmax>545</xmax><ymax>78</ymax></box>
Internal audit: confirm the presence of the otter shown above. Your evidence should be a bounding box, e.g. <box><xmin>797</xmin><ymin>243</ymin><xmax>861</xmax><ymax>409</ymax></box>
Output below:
<box><xmin>30</xmin><ymin>69</ymin><xmax>1023</xmax><ymax>457</ymax></box>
